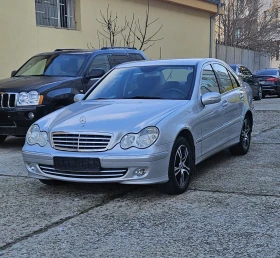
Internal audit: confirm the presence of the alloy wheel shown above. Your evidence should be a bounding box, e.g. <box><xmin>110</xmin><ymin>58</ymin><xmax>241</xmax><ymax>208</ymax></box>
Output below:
<box><xmin>174</xmin><ymin>145</ymin><xmax>191</xmax><ymax>187</ymax></box>
<box><xmin>259</xmin><ymin>87</ymin><xmax>262</xmax><ymax>99</ymax></box>
<box><xmin>241</xmin><ymin>119</ymin><xmax>251</xmax><ymax>149</ymax></box>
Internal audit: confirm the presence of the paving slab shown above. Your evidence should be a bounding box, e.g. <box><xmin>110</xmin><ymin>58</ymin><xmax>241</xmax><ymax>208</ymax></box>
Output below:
<box><xmin>1</xmin><ymin>190</ymin><xmax>279</xmax><ymax>258</ymax></box>
<box><xmin>191</xmin><ymin>143</ymin><xmax>280</xmax><ymax>197</ymax></box>
<box><xmin>254</xmin><ymin>97</ymin><xmax>280</xmax><ymax>111</ymax></box>
<box><xmin>0</xmin><ymin>176</ymin><xmax>134</xmax><ymax>249</ymax></box>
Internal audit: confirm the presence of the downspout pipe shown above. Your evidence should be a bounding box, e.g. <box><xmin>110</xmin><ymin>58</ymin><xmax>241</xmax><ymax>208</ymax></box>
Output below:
<box><xmin>209</xmin><ymin>1</ymin><xmax>222</xmax><ymax>58</ymax></box>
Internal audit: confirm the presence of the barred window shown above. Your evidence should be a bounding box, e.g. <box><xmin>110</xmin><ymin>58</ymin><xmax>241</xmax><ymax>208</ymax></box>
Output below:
<box><xmin>35</xmin><ymin>0</ymin><xmax>75</xmax><ymax>29</ymax></box>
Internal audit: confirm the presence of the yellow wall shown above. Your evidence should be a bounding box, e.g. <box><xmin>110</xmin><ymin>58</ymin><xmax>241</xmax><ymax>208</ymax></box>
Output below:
<box><xmin>0</xmin><ymin>0</ymin><xmax>214</xmax><ymax>79</ymax></box>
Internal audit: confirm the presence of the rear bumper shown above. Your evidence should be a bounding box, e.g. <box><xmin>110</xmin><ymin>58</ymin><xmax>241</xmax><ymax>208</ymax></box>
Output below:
<box><xmin>0</xmin><ymin>105</ymin><xmax>47</xmax><ymax>136</ymax></box>
<box><xmin>261</xmin><ymin>85</ymin><xmax>280</xmax><ymax>95</ymax></box>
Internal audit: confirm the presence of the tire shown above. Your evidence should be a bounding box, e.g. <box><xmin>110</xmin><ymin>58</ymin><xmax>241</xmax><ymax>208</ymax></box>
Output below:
<box><xmin>39</xmin><ymin>179</ymin><xmax>65</xmax><ymax>186</ymax></box>
<box><xmin>262</xmin><ymin>93</ymin><xmax>266</xmax><ymax>99</ymax></box>
<box><xmin>229</xmin><ymin>116</ymin><xmax>252</xmax><ymax>155</ymax></box>
<box><xmin>0</xmin><ymin>135</ymin><xmax>7</xmax><ymax>144</ymax></box>
<box><xmin>161</xmin><ymin>137</ymin><xmax>194</xmax><ymax>195</ymax></box>
<box><xmin>254</xmin><ymin>87</ymin><xmax>262</xmax><ymax>101</ymax></box>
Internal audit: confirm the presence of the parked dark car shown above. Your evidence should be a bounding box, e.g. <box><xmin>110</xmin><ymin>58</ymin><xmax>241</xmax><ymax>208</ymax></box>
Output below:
<box><xmin>253</xmin><ymin>68</ymin><xmax>280</xmax><ymax>98</ymax></box>
<box><xmin>0</xmin><ymin>47</ymin><xmax>147</xmax><ymax>143</ymax></box>
<box><xmin>229</xmin><ymin>64</ymin><xmax>262</xmax><ymax>100</ymax></box>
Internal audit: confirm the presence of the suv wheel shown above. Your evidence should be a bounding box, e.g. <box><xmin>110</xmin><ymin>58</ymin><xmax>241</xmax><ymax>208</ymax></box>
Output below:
<box><xmin>0</xmin><ymin>136</ymin><xmax>7</xmax><ymax>144</ymax></box>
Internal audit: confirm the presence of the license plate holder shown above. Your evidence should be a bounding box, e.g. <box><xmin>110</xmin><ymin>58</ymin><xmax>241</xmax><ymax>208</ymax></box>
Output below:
<box><xmin>53</xmin><ymin>157</ymin><xmax>101</xmax><ymax>172</ymax></box>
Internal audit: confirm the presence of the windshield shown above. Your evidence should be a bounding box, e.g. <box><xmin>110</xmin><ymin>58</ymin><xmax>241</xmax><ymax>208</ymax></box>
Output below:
<box><xmin>14</xmin><ymin>53</ymin><xmax>89</xmax><ymax>77</ymax></box>
<box><xmin>86</xmin><ymin>65</ymin><xmax>195</xmax><ymax>100</ymax></box>
<box><xmin>254</xmin><ymin>69</ymin><xmax>278</xmax><ymax>76</ymax></box>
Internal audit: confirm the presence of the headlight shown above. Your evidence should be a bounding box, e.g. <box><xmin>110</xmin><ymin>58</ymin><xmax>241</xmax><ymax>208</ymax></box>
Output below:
<box><xmin>17</xmin><ymin>91</ymin><xmax>42</xmax><ymax>106</ymax></box>
<box><xmin>26</xmin><ymin>124</ymin><xmax>48</xmax><ymax>147</ymax></box>
<box><xmin>120</xmin><ymin>127</ymin><xmax>159</xmax><ymax>149</ymax></box>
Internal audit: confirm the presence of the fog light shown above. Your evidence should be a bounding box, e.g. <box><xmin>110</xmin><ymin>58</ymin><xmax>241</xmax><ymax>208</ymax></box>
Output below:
<box><xmin>28</xmin><ymin>112</ymin><xmax>35</xmax><ymax>120</ymax></box>
<box><xmin>134</xmin><ymin>168</ymin><xmax>147</xmax><ymax>176</ymax></box>
<box><xmin>27</xmin><ymin>163</ymin><xmax>36</xmax><ymax>173</ymax></box>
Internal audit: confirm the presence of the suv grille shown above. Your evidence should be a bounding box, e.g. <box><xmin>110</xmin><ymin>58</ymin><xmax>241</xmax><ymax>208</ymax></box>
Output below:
<box><xmin>52</xmin><ymin>132</ymin><xmax>112</xmax><ymax>152</ymax></box>
<box><xmin>0</xmin><ymin>93</ymin><xmax>17</xmax><ymax>108</ymax></box>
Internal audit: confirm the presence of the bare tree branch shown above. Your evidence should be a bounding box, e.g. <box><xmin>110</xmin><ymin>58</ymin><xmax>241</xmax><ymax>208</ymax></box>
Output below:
<box><xmin>96</xmin><ymin>0</ymin><xmax>163</xmax><ymax>50</ymax></box>
<box><xmin>218</xmin><ymin>0</ymin><xmax>279</xmax><ymax>57</ymax></box>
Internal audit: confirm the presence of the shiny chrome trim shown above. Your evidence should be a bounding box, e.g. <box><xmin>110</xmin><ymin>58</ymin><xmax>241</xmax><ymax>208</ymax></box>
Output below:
<box><xmin>39</xmin><ymin>165</ymin><xmax>127</xmax><ymax>179</ymax></box>
<box><xmin>0</xmin><ymin>92</ymin><xmax>17</xmax><ymax>109</ymax></box>
<box><xmin>51</xmin><ymin>131</ymin><xmax>113</xmax><ymax>152</ymax></box>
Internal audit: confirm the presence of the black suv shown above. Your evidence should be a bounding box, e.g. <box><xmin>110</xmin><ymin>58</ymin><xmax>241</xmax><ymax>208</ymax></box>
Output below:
<box><xmin>0</xmin><ymin>47</ymin><xmax>147</xmax><ymax>143</ymax></box>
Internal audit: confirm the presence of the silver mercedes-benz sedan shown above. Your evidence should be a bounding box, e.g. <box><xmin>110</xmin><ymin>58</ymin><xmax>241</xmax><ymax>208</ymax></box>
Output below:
<box><xmin>22</xmin><ymin>58</ymin><xmax>254</xmax><ymax>194</ymax></box>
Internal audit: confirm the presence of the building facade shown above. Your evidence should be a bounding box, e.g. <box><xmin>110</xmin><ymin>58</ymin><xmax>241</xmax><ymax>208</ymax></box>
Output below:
<box><xmin>0</xmin><ymin>0</ymin><xmax>220</xmax><ymax>79</ymax></box>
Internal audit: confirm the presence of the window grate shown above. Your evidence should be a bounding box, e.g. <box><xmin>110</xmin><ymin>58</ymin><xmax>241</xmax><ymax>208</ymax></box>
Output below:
<box><xmin>35</xmin><ymin>0</ymin><xmax>75</xmax><ymax>29</ymax></box>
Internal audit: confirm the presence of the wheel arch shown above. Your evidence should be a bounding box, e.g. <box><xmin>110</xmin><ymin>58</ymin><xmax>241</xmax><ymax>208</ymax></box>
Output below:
<box><xmin>176</xmin><ymin>129</ymin><xmax>195</xmax><ymax>160</ymax></box>
<box><xmin>245</xmin><ymin>110</ymin><xmax>253</xmax><ymax>127</ymax></box>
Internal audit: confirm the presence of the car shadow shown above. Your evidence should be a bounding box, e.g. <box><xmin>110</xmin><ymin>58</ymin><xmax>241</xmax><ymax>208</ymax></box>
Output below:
<box><xmin>0</xmin><ymin>136</ymin><xmax>25</xmax><ymax>149</ymax></box>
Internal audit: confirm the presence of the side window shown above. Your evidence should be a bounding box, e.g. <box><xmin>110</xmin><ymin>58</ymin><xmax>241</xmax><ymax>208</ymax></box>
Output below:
<box><xmin>239</xmin><ymin>66</ymin><xmax>252</xmax><ymax>77</ymax></box>
<box><xmin>109</xmin><ymin>54</ymin><xmax>130</xmax><ymax>68</ymax></box>
<box><xmin>213</xmin><ymin>64</ymin><xmax>234</xmax><ymax>93</ymax></box>
<box><xmin>129</xmin><ymin>53</ymin><xmax>145</xmax><ymax>61</ymax></box>
<box><xmin>228</xmin><ymin>71</ymin><xmax>240</xmax><ymax>88</ymax></box>
<box><xmin>88</xmin><ymin>55</ymin><xmax>110</xmax><ymax>73</ymax></box>
<box><xmin>201</xmin><ymin>64</ymin><xmax>220</xmax><ymax>94</ymax></box>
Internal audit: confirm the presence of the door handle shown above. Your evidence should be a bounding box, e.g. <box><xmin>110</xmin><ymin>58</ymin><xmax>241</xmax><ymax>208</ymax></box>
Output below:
<box><xmin>222</xmin><ymin>100</ymin><xmax>228</xmax><ymax>107</ymax></box>
<box><xmin>240</xmin><ymin>93</ymin><xmax>244</xmax><ymax>99</ymax></box>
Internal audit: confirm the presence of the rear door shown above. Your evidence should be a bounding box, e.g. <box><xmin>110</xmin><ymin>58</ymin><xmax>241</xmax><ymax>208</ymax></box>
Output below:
<box><xmin>199</xmin><ymin>64</ymin><xmax>227</xmax><ymax>156</ymax></box>
<box><xmin>213</xmin><ymin>63</ymin><xmax>244</xmax><ymax>142</ymax></box>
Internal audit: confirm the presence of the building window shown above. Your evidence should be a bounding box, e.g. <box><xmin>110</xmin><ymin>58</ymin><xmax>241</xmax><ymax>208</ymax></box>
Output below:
<box><xmin>235</xmin><ymin>28</ymin><xmax>241</xmax><ymax>39</ymax></box>
<box><xmin>35</xmin><ymin>0</ymin><xmax>75</xmax><ymax>29</ymax></box>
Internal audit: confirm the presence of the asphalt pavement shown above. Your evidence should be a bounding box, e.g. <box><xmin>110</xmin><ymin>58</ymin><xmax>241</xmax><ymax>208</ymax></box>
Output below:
<box><xmin>0</xmin><ymin>97</ymin><xmax>280</xmax><ymax>258</ymax></box>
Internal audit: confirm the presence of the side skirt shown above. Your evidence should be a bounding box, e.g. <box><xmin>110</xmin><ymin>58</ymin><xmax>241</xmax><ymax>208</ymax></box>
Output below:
<box><xmin>195</xmin><ymin>137</ymin><xmax>240</xmax><ymax>165</ymax></box>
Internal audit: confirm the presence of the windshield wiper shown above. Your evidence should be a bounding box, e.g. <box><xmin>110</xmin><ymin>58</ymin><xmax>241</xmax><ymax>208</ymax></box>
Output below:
<box><xmin>127</xmin><ymin>96</ymin><xmax>163</xmax><ymax>99</ymax></box>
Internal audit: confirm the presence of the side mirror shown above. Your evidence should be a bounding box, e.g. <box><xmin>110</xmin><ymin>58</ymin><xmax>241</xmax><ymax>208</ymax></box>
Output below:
<box><xmin>11</xmin><ymin>70</ymin><xmax>17</xmax><ymax>77</ymax></box>
<box><xmin>201</xmin><ymin>92</ymin><xmax>221</xmax><ymax>106</ymax></box>
<box><xmin>86</xmin><ymin>68</ymin><xmax>105</xmax><ymax>79</ymax></box>
<box><xmin>74</xmin><ymin>94</ymin><xmax>85</xmax><ymax>102</ymax></box>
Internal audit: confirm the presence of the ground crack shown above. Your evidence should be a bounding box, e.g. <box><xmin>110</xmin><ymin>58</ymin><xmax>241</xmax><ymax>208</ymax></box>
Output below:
<box><xmin>0</xmin><ymin>188</ymin><xmax>137</xmax><ymax>252</ymax></box>
<box><xmin>189</xmin><ymin>188</ymin><xmax>280</xmax><ymax>198</ymax></box>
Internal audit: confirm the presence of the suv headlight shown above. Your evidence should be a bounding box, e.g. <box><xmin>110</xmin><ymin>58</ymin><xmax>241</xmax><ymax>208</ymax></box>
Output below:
<box><xmin>26</xmin><ymin>124</ymin><xmax>48</xmax><ymax>146</ymax></box>
<box><xmin>120</xmin><ymin>127</ymin><xmax>159</xmax><ymax>149</ymax></box>
<box><xmin>17</xmin><ymin>91</ymin><xmax>42</xmax><ymax>106</ymax></box>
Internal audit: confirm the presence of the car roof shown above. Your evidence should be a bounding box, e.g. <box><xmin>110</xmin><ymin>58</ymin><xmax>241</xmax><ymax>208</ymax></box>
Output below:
<box><xmin>35</xmin><ymin>48</ymin><xmax>144</xmax><ymax>56</ymax></box>
<box><xmin>116</xmin><ymin>58</ymin><xmax>220</xmax><ymax>68</ymax></box>
<box><xmin>256</xmin><ymin>68</ymin><xmax>278</xmax><ymax>70</ymax></box>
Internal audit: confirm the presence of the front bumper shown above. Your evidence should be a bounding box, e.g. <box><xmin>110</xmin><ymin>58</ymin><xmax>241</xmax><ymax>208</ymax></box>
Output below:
<box><xmin>0</xmin><ymin>105</ymin><xmax>47</xmax><ymax>136</ymax></box>
<box><xmin>22</xmin><ymin>143</ymin><xmax>172</xmax><ymax>184</ymax></box>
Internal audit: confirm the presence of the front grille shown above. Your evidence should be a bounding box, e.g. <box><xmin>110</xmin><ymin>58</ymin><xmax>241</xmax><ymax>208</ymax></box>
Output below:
<box><xmin>0</xmin><ymin>93</ymin><xmax>17</xmax><ymax>108</ymax></box>
<box><xmin>52</xmin><ymin>132</ymin><xmax>112</xmax><ymax>152</ymax></box>
<box><xmin>39</xmin><ymin>165</ymin><xmax>127</xmax><ymax>179</ymax></box>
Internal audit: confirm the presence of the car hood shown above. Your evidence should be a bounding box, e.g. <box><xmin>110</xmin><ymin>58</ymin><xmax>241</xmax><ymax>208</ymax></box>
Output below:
<box><xmin>0</xmin><ymin>76</ymin><xmax>76</xmax><ymax>92</ymax></box>
<box><xmin>39</xmin><ymin>99</ymin><xmax>188</xmax><ymax>140</ymax></box>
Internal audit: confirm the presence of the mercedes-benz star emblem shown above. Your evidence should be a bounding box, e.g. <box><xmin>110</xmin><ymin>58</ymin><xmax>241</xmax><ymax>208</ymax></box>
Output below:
<box><xmin>80</xmin><ymin>116</ymin><xmax>86</xmax><ymax>126</ymax></box>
